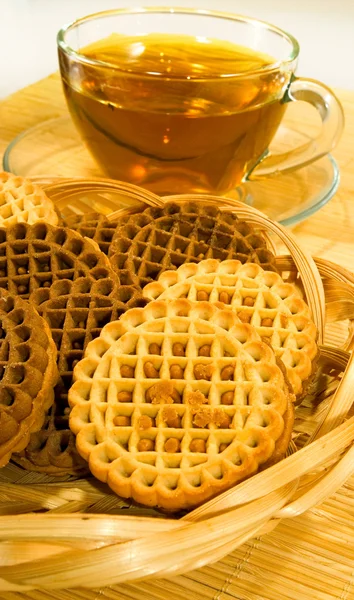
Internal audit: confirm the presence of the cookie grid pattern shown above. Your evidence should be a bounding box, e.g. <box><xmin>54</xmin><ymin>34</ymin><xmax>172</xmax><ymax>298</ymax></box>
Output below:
<box><xmin>109</xmin><ymin>202</ymin><xmax>277</xmax><ymax>289</ymax></box>
<box><xmin>0</xmin><ymin>289</ymin><xmax>58</xmax><ymax>466</ymax></box>
<box><xmin>143</xmin><ymin>259</ymin><xmax>318</xmax><ymax>398</ymax></box>
<box><xmin>64</xmin><ymin>212</ymin><xmax>125</xmax><ymax>257</ymax></box>
<box><xmin>13</xmin><ymin>273</ymin><xmax>147</xmax><ymax>475</ymax></box>
<box><xmin>0</xmin><ymin>221</ymin><xmax>120</xmax><ymax>300</ymax></box>
<box><xmin>3</xmin><ymin>221</ymin><xmax>143</xmax><ymax>475</ymax></box>
<box><xmin>69</xmin><ymin>300</ymin><xmax>294</xmax><ymax>511</ymax></box>
<box><xmin>0</xmin><ymin>172</ymin><xmax>59</xmax><ymax>227</ymax></box>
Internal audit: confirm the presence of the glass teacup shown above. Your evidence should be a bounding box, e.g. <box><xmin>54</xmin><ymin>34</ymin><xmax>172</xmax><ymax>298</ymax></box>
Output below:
<box><xmin>57</xmin><ymin>7</ymin><xmax>344</xmax><ymax>196</ymax></box>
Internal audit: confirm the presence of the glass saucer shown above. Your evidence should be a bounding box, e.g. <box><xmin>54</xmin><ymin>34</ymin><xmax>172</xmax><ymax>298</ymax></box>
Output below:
<box><xmin>3</xmin><ymin>115</ymin><xmax>339</xmax><ymax>226</ymax></box>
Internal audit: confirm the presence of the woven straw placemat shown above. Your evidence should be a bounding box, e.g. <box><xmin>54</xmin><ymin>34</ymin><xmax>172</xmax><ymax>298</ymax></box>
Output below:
<box><xmin>1</xmin><ymin>473</ymin><xmax>353</xmax><ymax>600</ymax></box>
<box><xmin>0</xmin><ymin>76</ymin><xmax>354</xmax><ymax>599</ymax></box>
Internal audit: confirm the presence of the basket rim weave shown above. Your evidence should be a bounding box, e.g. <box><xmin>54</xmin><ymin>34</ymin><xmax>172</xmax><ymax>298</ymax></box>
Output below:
<box><xmin>1</xmin><ymin>182</ymin><xmax>354</xmax><ymax>592</ymax></box>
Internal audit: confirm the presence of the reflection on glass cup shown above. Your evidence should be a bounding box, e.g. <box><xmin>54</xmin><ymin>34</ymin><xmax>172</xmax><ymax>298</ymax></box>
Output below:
<box><xmin>57</xmin><ymin>8</ymin><xmax>344</xmax><ymax>197</ymax></box>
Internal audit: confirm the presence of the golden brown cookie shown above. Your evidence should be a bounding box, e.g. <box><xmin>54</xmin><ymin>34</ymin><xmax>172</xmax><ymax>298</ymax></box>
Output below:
<box><xmin>109</xmin><ymin>201</ymin><xmax>277</xmax><ymax>289</ymax></box>
<box><xmin>69</xmin><ymin>299</ymin><xmax>294</xmax><ymax>511</ymax></box>
<box><xmin>143</xmin><ymin>259</ymin><xmax>318</xmax><ymax>399</ymax></box>
<box><xmin>64</xmin><ymin>212</ymin><xmax>125</xmax><ymax>257</ymax></box>
<box><xmin>0</xmin><ymin>289</ymin><xmax>58</xmax><ymax>467</ymax></box>
<box><xmin>1</xmin><ymin>221</ymin><xmax>143</xmax><ymax>475</ymax></box>
<box><xmin>13</xmin><ymin>276</ymin><xmax>147</xmax><ymax>475</ymax></box>
<box><xmin>0</xmin><ymin>172</ymin><xmax>59</xmax><ymax>227</ymax></box>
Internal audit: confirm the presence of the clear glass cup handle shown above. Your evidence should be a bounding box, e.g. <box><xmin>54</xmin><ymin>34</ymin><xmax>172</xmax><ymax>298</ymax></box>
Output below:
<box><xmin>248</xmin><ymin>78</ymin><xmax>345</xmax><ymax>180</ymax></box>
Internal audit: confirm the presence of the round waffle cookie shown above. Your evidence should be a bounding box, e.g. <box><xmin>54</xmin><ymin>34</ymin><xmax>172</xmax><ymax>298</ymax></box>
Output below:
<box><xmin>108</xmin><ymin>201</ymin><xmax>277</xmax><ymax>289</ymax></box>
<box><xmin>69</xmin><ymin>300</ymin><xmax>294</xmax><ymax>511</ymax></box>
<box><xmin>12</xmin><ymin>276</ymin><xmax>147</xmax><ymax>475</ymax></box>
<box><xmin>0</xmin><ymin>172</ymin><xmax>59</xmax><ymax>227</ymax></box>
<box><xmin>143</xmin><ymin>259</ymin><xmax>318</xmax><ymax>400</ymax></box>
<box><xmin>0</xmin><ymin>289</ymin><xmax>58</xmax><ymax>467</ymax></box>
<box><xmin>0</xmin><ymin>221</ymin><xmax>143</xmax><ymax>475</ymax></box>
<box><xmin>64</xmin><ymin>211</ymin><xmax>138</xmax><ymax>289</ymax></box>
<box><xmin>0</xmin><ymin>221</ymin><xmax>141</xmax><ymax>301</ymax></box>
<box><xmin>64</xmin><ymin>212</ymin><xmax>125</xmax><ymax>257</ymax></box>
<box><xmin>12</xmin><ymin>404</ymin><xmax>89</xmax><ymax>476</ymax></box>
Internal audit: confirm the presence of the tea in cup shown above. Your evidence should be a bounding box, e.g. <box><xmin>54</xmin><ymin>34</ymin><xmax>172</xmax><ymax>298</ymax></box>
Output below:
<box><xmin>58</xmin><ymin>8</ymin><xmax>344</xmax><ymax>196</ymax></box>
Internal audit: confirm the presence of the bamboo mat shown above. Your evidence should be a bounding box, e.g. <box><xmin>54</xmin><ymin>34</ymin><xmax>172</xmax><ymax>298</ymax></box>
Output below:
<box><xmin>2</xmin><ymin>478</ymin><xmax>354</xmax><ymax>600</ymax></box>
<box><xmin>0</xmin><ymin>74</ymin><xmax>354</xmax><ymax>599</ymax></box>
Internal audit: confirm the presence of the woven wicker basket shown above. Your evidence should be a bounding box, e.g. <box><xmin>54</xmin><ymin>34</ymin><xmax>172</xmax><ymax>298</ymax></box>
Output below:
<box><xmin>1</xmin><ymin>178</ymin><xmax>354</xmax><ymax>592</ymax></box>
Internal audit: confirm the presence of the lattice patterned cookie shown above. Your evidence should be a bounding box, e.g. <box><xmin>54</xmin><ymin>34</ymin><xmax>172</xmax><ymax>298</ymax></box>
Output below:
<box><xmin>0</xmin><ymin>172</ymin><xmax>59</xmax><ymax>227</ymax></box>
<box><xmin>0</xmin><ymin>289</ymin><xmax>58</xmax><ymax>467</ymax></box>
<box><xmin>143</xmin><ymin>259</ymin><xmax>318</xmax><ymax>399</ymax></box>
<box><xmin>69</xmin><ymin>300</ymin><xmax>294</xmax><ymax>511</ymax></box>
<box><xmin>12</xmin><ymin>404</ymin><xmax>88</xmax><ymax>475</ymax></box>
<box><xmin>0</xmin><ymin>221</ymin><xmax>143</xmax><ymax>475</ymax></box>
<box><xmin>64</xmin><ymin>212</ymin><xmax>125</xmax><ymax>257</ymax></box>
<box><xmin>12</xmin><ymin>273</ymin><xmax>147</xmax><ymax>476</ymax></box>
<box><xmin>0</xmin><ymin>221</ymin><xmax>129</xmax><ymax>300</ymax></box>
<box><xmin>108</xmin><ymin>201</ymin><xmax>277</xmax><ymax>288</ymax></box>
<box><xmin>64</xmin><ymin>211</ymin><xmax>145</xmax><ymax>287</ymax></box>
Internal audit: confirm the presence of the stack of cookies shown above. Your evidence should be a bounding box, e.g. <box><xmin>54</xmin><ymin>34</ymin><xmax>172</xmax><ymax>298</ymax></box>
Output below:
<box><xmin>0</xmin><ymin>172</ymin><xmax>318</xmax><ymax>511</ymax></box>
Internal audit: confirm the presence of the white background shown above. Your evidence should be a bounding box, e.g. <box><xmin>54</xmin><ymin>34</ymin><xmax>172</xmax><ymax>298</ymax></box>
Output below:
<box><xmin>1</xmin><ymin>0</ymin><xmax>354</xmax><ymax>98</ymax></box>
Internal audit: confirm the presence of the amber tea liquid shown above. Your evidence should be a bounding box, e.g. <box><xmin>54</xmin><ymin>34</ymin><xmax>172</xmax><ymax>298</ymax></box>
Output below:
<box><xmin>59</xmin><ymin>34</ymin><xmax>289</xmax><ymax>195</ymax></box>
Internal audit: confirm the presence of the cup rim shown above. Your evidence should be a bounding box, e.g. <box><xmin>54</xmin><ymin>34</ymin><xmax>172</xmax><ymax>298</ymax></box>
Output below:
<box><xmin>57</xmin><ymin>6</ymin><xmax>299</xmax><ymax>79</ymax></box>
